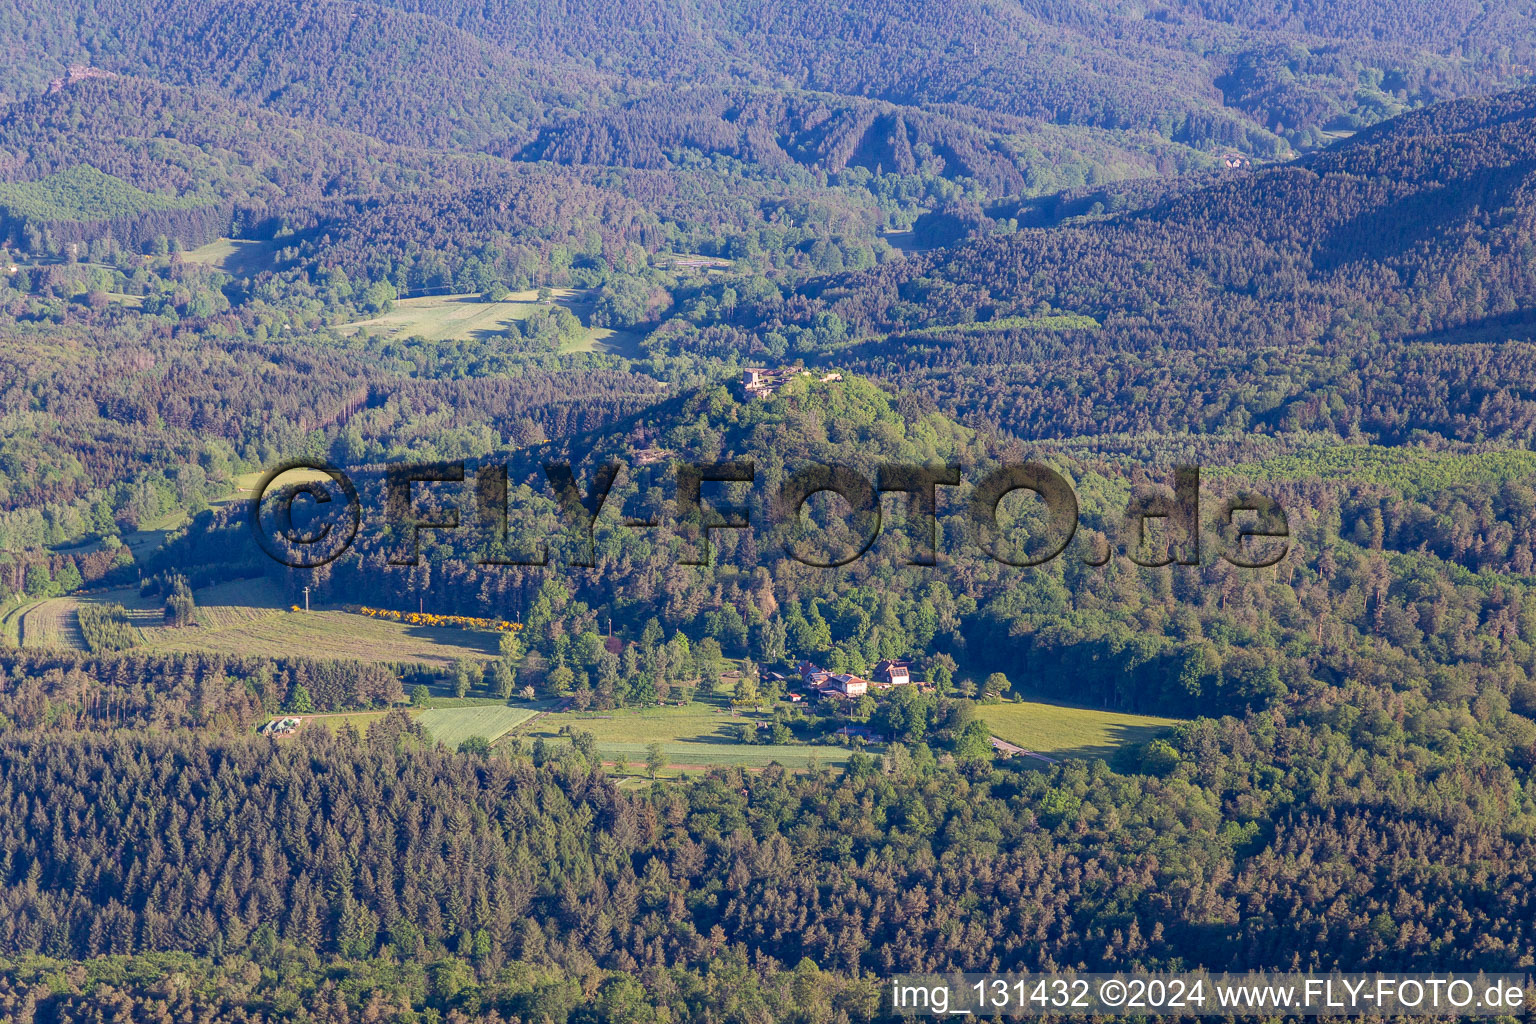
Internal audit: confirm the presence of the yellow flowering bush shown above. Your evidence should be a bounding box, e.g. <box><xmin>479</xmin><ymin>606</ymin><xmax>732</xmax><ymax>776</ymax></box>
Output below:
<box><xmin>356</xmin><ymin>606</ymin><xmax>523</xmax><ymax>633</ymax></box>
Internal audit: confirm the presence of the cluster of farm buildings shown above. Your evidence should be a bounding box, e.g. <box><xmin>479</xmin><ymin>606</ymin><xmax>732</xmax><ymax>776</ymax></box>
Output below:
<box><xmin>779</xmin><ymin>658</ymin><xmax>918</xmax><ymax>703</ymax></box>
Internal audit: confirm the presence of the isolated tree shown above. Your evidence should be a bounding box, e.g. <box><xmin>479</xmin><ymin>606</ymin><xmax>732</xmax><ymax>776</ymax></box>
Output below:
<box><xmin>733</xmin><ymin>671</ymin><xmax>760</xmax><ymax>709</ymax></box>
<box><xmin>411</xmin><ymin>684</ymin><xmax>431</xmax><ymax>707</ymax></box>
<box><xmin>982</xmin><ymin>672</ymin><xmax>1012</xmax><ymax>702</ymax></box>
<box><xmin>645</xmin><ymin>741</ymin><xmax>666</xmax><ymax>779</ymax></box>
<box><xmin>452</xmin><ymin>658</ymin><xmax>477</xmax><ymax>698</ymax></box>
<box><xmin>494</xmin><ymin>659</ymin><xmax>516</xmax><ymax>700</ymax></box>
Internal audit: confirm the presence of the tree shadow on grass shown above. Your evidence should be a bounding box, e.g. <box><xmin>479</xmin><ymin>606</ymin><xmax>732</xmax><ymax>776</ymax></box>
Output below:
<box><xmin>1036</xmin><ymin>721</ymin><xmax>1175</xmax><ymax>764</ymax></box>
<box><xmin>397</xmin><ymin>624</ymin><xmax>502</xmax><ymax>656</ymax></box>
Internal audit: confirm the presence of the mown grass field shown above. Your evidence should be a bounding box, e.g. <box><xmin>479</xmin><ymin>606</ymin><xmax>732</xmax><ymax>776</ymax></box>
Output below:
<box><xmin>284</xmin><ymin>710</ymin><xmax>400</xmax><ymax>734</ymax></box>
<box><xmin>36</xmin><ymin>579</ymin><xmax>291</xmax><ymax>649</ymax></box>
<box><xmin>9</xmin><ymin>587</ymin><xmax>158</xmax><ymax>649</ymax></box>
<box><xmin>418</xmin><ymin>704</ymin><xmax>541</xmax><ymax>747</ymax></box>
<box><xmin>0</xmin><ymin>600</ymin><xmax>29</xmax><ymax>646</ymax></box>
<box><xmin>339</xmin><ymin>290</ymin><xmax>639</xmax><ymax>354</ymax></box>
<box><xmin>181</xmin><ymin>237</ymin><xmax>281</xmax><ymax>277</ymax></box>
<box><xmin>139</xmin><ymin>608</ymin><xmax>500</xmax><ymax>666</ymax></box>
<box><xmin>527</xmin><ymin>702</ymin><xmax>750</xmax><ymax>744</ymax></box>
<box><xmin>979</xmin><ymin>700</ymin><xmax>1178</xmax><ymax>760</ymax></box>
<box><xmin>19</xmin><ymin>573</ymin><xmax>501</xmax><ymax>667</ymax></box>
<box><xmin>187</xmin><ymin>578</ymin><xmax>289</xmax><ymax>627</ymax></box>
<box><xmin>14</xmin><ymin>597</ymin><xmax>81</xmax><ymax>648</ymax></box>
<box><xmin>518</xmin><ymin>701</ymin><xmax>853</xmax><ymax>771</ymax></box>
<box><xmin>589</xmin><ymin>740</ymin><xmax>851</xmax><ymax>772</ymax></box>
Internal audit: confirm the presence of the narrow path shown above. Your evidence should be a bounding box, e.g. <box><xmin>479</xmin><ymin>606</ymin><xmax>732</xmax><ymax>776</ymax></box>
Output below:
<box><xmin>502</xmin><ymin>696</ymin><xmax>573</xmax><ymax>739</ymax></box>
<box><xmin>991</xmin><ymin>736</ymin><xmax>1059</xmax><ymax>765</ymax></box>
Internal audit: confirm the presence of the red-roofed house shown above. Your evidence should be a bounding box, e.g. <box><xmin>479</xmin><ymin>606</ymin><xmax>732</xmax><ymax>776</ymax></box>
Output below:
<box><xmin>829</xmin><ymin>673</ymin><xmax>869</xmax><ymax>696</ymax></box>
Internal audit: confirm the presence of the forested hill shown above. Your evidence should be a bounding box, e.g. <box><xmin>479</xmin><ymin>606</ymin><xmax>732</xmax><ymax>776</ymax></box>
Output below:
<box><xmin>5</xmin><ymin>0</ymin><xmax>1535</xmax><ymax>192</ymax></box>
<box><xmin>718</xmin><ymin>85</ymin><xmax>1536</xmax><ymax>445</ymax></box>
<box><xmin>0</xmin><ymin>76</ymin><xmax>519</xmax><ymax>215</ymax></box>
<box><xmin>377</xmin><ymin>0</ymin><xmax>1534</xmax><ymax>149</ymax></box>
<box><xmin>0</xmin><ymin>0</ymin><xmax>624</xmax><ymax>153</ymax></box>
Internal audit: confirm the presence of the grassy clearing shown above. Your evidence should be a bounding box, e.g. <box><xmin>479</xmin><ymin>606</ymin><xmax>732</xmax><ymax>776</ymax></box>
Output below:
<box><xmin>283</xmin><ymin>710</ymin><xmax>401</xmax><ymax>734</ymax></box>
<box><xmin>879</xmin><ymin>228</ymin><xmax>932</xmax><ymax>255</ymax></box>
<box><xmin>341</xmin><ymin>292</ymin><xmax>536</xmax><ymax>342</ymax></box>
<box><xmin>224</xmin><ymin>467</ymin><xmax>336</xmax><ymax>501</ymax></box>
<box><xmin>189</xmin><ymin>578</ymin><xmax>288</xmax><ymax>628</ymax></box>
<box><xmin>76</xmin><ymin>586</ymin><xmax>160</xmax><ymax>630</ymax></box>
<box><xmin>0</xmin><ymin>598</ymin><xmax>40</xmax><ymax>646</ymax></box>
<box><xmin>419</xmin><ymin>704</ymin><xmax>541</xmax><ymax>747</ymax></box>
<box><xmin>664</xmin><ymin>252</ymin><xmax>734</xmax><ymax>271</ymax></box>
<box><xmin>979</xmin><ymin>700</ymin><xmax>1178</xmax><ymax>761</ymax></box>
<box><xmin>518</xmin><ymin>700</ymin><xmax>854</xmax><ymax>770</ymax></box>
<box><xmin>41</xmin><ymin>581</ymin><xmax>503</xmax><ymax>667</ymax></box>
<box><xmin>340</xmin><ymin>290</ymin><xmax>640</xmax><ymax>355</ymax></box>
<box><xmin>592</xmin><ymin>741</ymin><xmax>850</xmax><ymax>772</ymax></box>
<box><xmin>16</xmin><ymin>598</ymin><xmax>80</xmax><ymax>649</ymax></box>
<box><xmin>71</xmin><ymin>581</ymin><xmax>282</xmax><ymax>636</ymax></box>
<box><xmin>526</xmin><ymin>702</ymin><xmax>750</xmax><ymax>744</ymax></box>
<box><xmin>181</xmin><ymin>237</ymin><xmax>280</xmax><ymax>277</ymax></box>
<box><xmin>138</xmin><ymin>608</ymin><xmax>501</xmax><ymax>667</ymax></box>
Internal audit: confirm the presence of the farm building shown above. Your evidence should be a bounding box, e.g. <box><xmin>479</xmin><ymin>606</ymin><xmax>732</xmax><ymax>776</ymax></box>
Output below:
<box><xmin>828</xmin><ymin>673</ymin><xmax>868</xmax><ymax>696</ymax></box>
<box><xmin>798</xmin><ymin>661</ymin><xmax>831</xmax><ymax>688</ymax></box>
<box><xmin>795</xmin><ymin>661</ymin><xmax>871</xmax><ymax>699</ymax></box>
